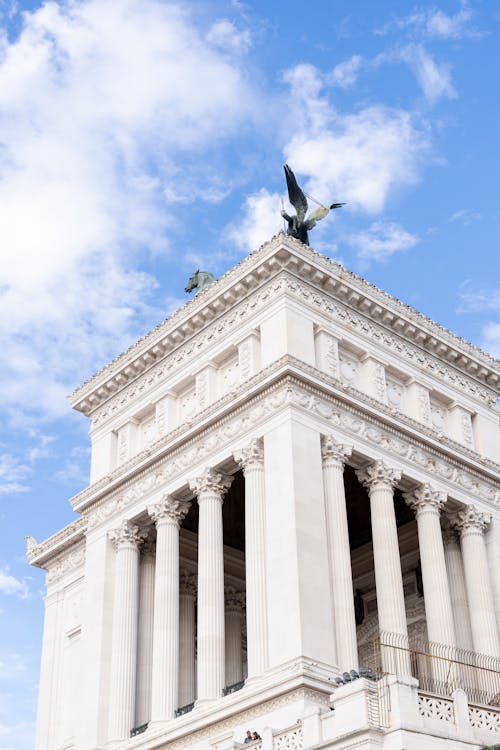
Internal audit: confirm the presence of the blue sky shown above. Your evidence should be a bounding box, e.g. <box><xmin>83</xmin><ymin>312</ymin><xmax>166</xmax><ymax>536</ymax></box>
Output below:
<box><xmin>0</xmin><ymin>0</ymin><xmax>499</xmax><ymax>746</ymax></box>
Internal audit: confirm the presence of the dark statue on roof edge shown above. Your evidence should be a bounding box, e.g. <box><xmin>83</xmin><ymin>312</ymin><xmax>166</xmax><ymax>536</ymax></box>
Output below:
<box><xmin>281</xmin><ymin>163</ymin><xmax>345</xmax><ymax>246</ymax></box>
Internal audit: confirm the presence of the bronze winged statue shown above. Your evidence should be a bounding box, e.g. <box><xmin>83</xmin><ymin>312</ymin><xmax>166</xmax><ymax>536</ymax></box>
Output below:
<box><xmin>281</xmin><ymin>164</ymin><xmax>345</xmax><ymax>245</ymax></box>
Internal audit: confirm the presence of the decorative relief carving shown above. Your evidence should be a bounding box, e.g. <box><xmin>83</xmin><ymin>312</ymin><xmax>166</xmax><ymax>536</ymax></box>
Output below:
<box><xmin>189</xmin><ymin>467</ymin><xmax>233</xmax><ymax>501</ymax></box>
<box><xmin>454</xmin><ymin>504</ymin><xmax>491</xmax><ymax>536</ymax></box>
<box><xmin>430</xmin><ymin>398</ymin><xmax>447</xmax><ymax>434</ymax></box>
<box><xmin>320</xmin><ymin>434</ymin><xmax>352</xmax><ymax>468</ymax></box>
<box><xmin>139</xmin><ymin>413</ymin><xmax>156</xmax><ymax>449</ymax></box>
<box><xmin>356</xmin><ymin>460</ymin><xmax>401</xmax><ymax>491</ymax></box>
<box><xmin>461</xmin><ymin>411</ymin><xmax>474</xmax><ymax>447</ymax></box>
<box><xmin>273</xmin><ymin>726</ymin><xmax>304</xmax><ymax>750</ymax></box>
<box><xmin>148</xmin><ymin>496</ymin><xmax>190</xmax><ymax>526</ymax></box>
<box><xmin>233</xmin><ymin>438</ymin><xmax>264</xmax><ymax>473</ymax></box>
<box><xmin>418</xmin><ymin>694</ymin><xmax>454</xmax><ymax>723</ymax></box>
<box><xmin>46</xmin><ymin>544</ymin><xmax>86</xmax><ymax>585</ymax></box>
<box><xmin>117</xmin><ymin>428</ymin><xmax>128</xmax><ymax>464</ymax></box>
<box><xmin>108</xmin><ymin>519</ymin><xmax>147</xmax><ymax>550</ymax></box>
<box><xmin>73</xmin><ymin>371</ymin><xmax>500</xmax><ymax>538</ymax></box>
<box><xmin>339</xmin><ymin>350</ymin><xmax>359</xmax><ymax>384</ymax></box>
<box><xmin>220</xmin><ymin>355</ymin><xmax>240</xmax><ymax>394</ymax></box>
<box><xmin>468</xmin><ymin>705</ymin><xmax>500</xmax><ymax>732</ymax></box>
<box><xmin>386</xmin><ymin>377</ymin><xmax>404</xmax><ymax>411</ymax></box>
<box><xmin>179</xmin><ymin>386</ymin><xmax>196</xmax><ymax>422</ymax></box>
<box><xmin>404</xmin><ymin>484</ymin><xmax>447</xmax><ymax>517</ymax></box>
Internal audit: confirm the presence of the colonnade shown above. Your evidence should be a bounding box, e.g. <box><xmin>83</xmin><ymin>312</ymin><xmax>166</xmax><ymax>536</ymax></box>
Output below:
<box><xmin>105</xmin><ymin>433</ymin><xmax>500</xmax><ymax>743</ymax></box>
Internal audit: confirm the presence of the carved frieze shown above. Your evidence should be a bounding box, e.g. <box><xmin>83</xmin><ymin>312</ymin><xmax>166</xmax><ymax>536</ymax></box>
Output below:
<box><xmin>45</xmin><ymin>543</ymin><xmax>86</xmax><ymax>585</ymax></box>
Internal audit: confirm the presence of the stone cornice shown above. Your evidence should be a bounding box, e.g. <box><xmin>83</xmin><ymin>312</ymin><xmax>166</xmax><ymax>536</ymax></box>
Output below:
<box><xmin>26</xmin><ymin>517</ymin><xmax>87</xmax><ymax>568</ymax></box>
<box><xmin>69</xmin><ymin>234</ymin><xmax>500</xmax><ymax>417</ymax></box>
<box><xmin>30</xmin><ymin>357</ymin><xmax>500</xmax><ymax>565</ymax></box>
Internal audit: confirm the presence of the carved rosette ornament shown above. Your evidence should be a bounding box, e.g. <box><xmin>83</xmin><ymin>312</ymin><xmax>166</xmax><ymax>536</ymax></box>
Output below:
<box><xmin>189</xmin><ymin>467</ymin><xmax>233</xmax><ymax>502</ymax></box>
<box><xmin>108</xmin><ymin>519</ymin><xmax>147</xmax><ymax>550</ymax></box>
<box><xmin>179</xmin><ymin>568</ymin><xmax>197</xmax><ymax>598</ymax></box>
<box><xmin>148</xmin><ymin>496</ymin><xmax>190</xmax><ymax>527</ymax></box>
<box><xmin>404</xmin><ymin>484</ymin><xmax>447</xmax><ymax>517</ymax></box>
<box><xmin>233</xmin><ymin>438</ymin><xmax>264</xmax><ymax>474</ymax></box>
<box><xmin>356</xmin><ymin>460</ymin><xmax>401</xmax><ymax>491</ymax></box>
<box><xmin>454</xmin><ymin>504</ymin><xmax>491</xmax><ymax>538</ymax></box>
<box><xmin>320</xmin><ymin>434</ymin><xmax>352</xmax><ymax>469</ymax></box>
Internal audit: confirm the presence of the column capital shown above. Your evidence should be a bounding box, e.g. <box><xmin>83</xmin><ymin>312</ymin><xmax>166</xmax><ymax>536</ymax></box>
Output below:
<box><xmin>225</xmin><ymin>586</ymin><xmax>245</xmax><ymax>613</ymax></box>
<box><xmin>180</xmin><ymin>568</ymin><xmax>197</xmax><ymax>598</ymax></box>
<box><xmin>404</xmin><ymin>483</ymin><xmax>447</xmax><ymax>516</ymax></box>
<box><xmin>320</xmin><ymin>434</ymin><xmax>352</xmax><ymax>468</ymax></box>
<box><xmin>189</xmin><ymin>467</ymin><xmax>232</xmax><ymax>501</ymax></box>
<box><xmin>233</xmin><ymin>438</ymin><xmax>264</xmax><ymax>473</ymax></box>
<box><xmin>109</xmin><ymin>519</ymin><xmax>147</xmax><ymax>550</ymax></box>
<box><xmin>141</xmin><ymin>536</ymin><xmax>156</xmax><ymax>557</ymax></box>
<box><xmin>455</xmin><ymin>505</ymin><xmax>491</xmax><ymax>536</ymax></box>
<box><xmin>148</xmin><ymin>495</ymin><xmax>190</xmax><ymax>526</ymax></box>
<box><xmin>356</xmin><ymin>459</ymin><xmax>401</xmax><ymax>491</ymax></box>
<box><xmin>441</xmin><ymin>517</ymin><xmax>460</xmax><ymax>545</ymax></box>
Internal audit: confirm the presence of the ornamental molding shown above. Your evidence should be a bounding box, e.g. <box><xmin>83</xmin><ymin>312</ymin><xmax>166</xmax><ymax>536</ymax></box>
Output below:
<box><xmin>45</xmin><ymin>542</ymin><xmax>86</xmax><ymax>585</ymax></box>
<box><xmin>26</xmin><ymin>517</ymin><xmax>87</xmax><ymax>568</ymax></box>
<box><xmin>71</xmin><ymin>356</ymin><xmax>500</xmax><ymax>518</ymax></box>
<box><xmin>71</xmin><ymin>234</ymin><xmax>499</xmax><ymax>419</ymax></box>
<box><xmin>33</xmin><ymin>366</ymin><xmax>500</xmax><ymax>563</ymax></box>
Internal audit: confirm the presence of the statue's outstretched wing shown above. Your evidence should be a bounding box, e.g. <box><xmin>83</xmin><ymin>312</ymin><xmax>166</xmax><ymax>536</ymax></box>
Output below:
<box><xmin>284</xmin><ymin>164</ymin><xmax>308</xmax><ymax>223</ymax></box>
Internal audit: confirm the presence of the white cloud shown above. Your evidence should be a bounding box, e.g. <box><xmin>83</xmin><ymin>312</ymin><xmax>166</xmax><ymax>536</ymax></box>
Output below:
<box><xmin>347</xmin><ymin>221</ymin><xmax>419</xmax><ymax>261</ymax></box>
<box><xmin>330</xmin><ymin>55</ymin><xmax>363</xmax><ymax>88</ymax></box>
<box><xmin>0</xmin><ymin>569</ymin><xmax>29</xmax><ymax>599</ymax></box>
<box><xmin>227</xmin><ymin>188</ymin><xmax>283</xmax><ymax>253</ymax></box>
<box><xmin>376</xmin><ymin>2</ymin><xmax>481</xmax><ymax>40</ymax></box>
<box><xmin>449</xmin><ymin>208</ymin><xmax>481</xmax><ymax>224</ymax></box>
<box><xmin>281</xmin><ymin>64</ymin><xmax>430</xmax><ymax>215</ymax></box>
<box><xmin>0</xmin><ymin>453</ymin><xmax>30</xmax><ymax>495</ymax></box>
<box><xmin>0</xmin><ymin>0</ymin><xmax>257</xmax><ymax>421</ymax></box>
<box><xmin>399</xmin><ymin>44</ymin><xmax>456</xmax><ymax>103</ymax></box>
<box><xmin>206</xmin><ymin>19</ymin><xmax>252</xmax><ymax>52</ymax></box>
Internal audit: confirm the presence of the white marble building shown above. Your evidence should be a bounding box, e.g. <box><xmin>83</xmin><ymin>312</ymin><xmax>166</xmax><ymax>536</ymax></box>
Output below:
<box><xmin>28</xmin><ymin>234</ymin><xmax>500</xmax><ymax>750</ymax></box>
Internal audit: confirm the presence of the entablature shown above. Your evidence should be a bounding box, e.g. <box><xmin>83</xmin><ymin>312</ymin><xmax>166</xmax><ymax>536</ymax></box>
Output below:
<box><xmin>67</xmin><ymin>358</ymin><xmax>500</xmax><ymax>533</ymax></box>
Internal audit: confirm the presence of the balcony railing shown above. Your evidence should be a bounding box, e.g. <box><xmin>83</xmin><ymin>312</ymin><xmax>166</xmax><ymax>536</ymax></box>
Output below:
<box><xmin>361</xmin><ymin>631</ymin><xmax>500</xmax><ymax>707</ymax></box>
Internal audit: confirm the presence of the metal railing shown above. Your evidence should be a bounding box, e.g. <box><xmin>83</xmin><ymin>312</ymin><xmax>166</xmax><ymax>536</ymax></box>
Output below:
<box><xmin>361</xmin><ymin>631</ymin><xmax>500</xmax><ymax>707</ymax></box>
<box><xmin>223</xmin><ymin>680</ymin><xmax>244</xmax><ymax>696</ymax></box>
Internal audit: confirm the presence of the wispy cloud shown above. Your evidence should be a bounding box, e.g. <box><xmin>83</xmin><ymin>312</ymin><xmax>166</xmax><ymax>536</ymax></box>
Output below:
<box><xmin>376</xmin><ymin>2</ymin><xmax>482</xmax><ymax>40</ymax></box>
<box><xmin>347</xmin><ymin>220</ymin><xmax>419</xmax><ymax>261</ymax></box>
<box><xmin>398</xmin><ymin>44</ymin><xmax>456</xmax><ymax>103</ymax></box>
<box><xmin>329</xmin><ymin>54</ymin><xmax>363</xmax><ymax>88</ymax></box>
<box><xmin>449</xmin><ymin>208</ymin><xmax>481</xmax><ymax>224</ymax></box>
<box><xmin>0</xmin><ymin>569</ymin><xmax>29</xmax><ymax>599</ymax></box>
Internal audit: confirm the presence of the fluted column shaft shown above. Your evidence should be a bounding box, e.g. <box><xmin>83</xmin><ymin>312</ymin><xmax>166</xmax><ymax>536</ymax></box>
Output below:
<box><xmin>190</xmin><ymin>469</ymin><xmax>232</xmax><ymax>701</ymax></box>
<box><xmin>148</xmin><ymin>497</ymin><xmax>190</xmax><ymax>722</ymax></box>
<box><xmin>442</xmin><ymin>524</ymin><xmax>473</xmax><ymax>651</ymax></box>
<box><xmin>225</xmin><ymin>588</ymin><xmax>244</xmax><ymax>686</ymax></box>
<box><xmin>178</xmin><ymin>570</ymin><xmax>196</xmax><ymax>707</ymax></box>
<box><xmin>321</xmin><ymin>435</ymin><xmax>357</xmax><ymax>670</ymax></box>
<box><xmin>357</xmin><ymin>461</ymin><xmax>410</xmax><ymax>675</ymax></box>
<box><xmin>405</xmin><ymin>485</ymin><xmax>456</xmax><ymax>647</ymax></box>
<box><xmin>456</xmin><ymin>506</ymin><xmax>500</xmax><ymax>657</ymax></box>
<box><xmin>485</xmin><ymin>518</ymin><xmax>500</xmax><ymax>639</ymax></box>
<box><xmin>108</xmin><ymin>521</ymin><xmax>145</xmax><ymax>743</ymax></box>
<box><xmin>234</xmin><ymin>439</ymin><xmax>268</xmax><ymax>678</ymax></box>
<box><xmin>135</xmin><ymin>540</ymin><xmax>156</xmax><ymax>727</ymax></box>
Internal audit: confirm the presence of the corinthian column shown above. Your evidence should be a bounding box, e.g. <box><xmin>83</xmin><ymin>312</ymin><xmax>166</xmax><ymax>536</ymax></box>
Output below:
<box><xmin>189</xmin><ymin>468</ymin><xmax>232</xmax><ymax>702</ymax></box>
<box><xmin>148</xmin><ymin>496</ymin><xmax>190</xmax><ymax>723</ymax></box>
<box><xmin>357</xmin><ymin>460</ymin><xmax>410</xmax><ymax>675</ymax></box>
<box><xmin>404</xmin><ymin>485</ymin><xmax>456</xmax><ymax>648</ymax></box>
<box><xmin>225</xmin><ymin>587</ymin><xmax>245</xmax><ymax>687</ymax></box>
<box><xmin>321</xmin><ymin>435</ymin><xmax>357</xmax><ymax>670</ymax></box>
<box><xmin>107</xmin><ymin>520</ymin><xmax>146</xmax><ymax>743</ymax></box>
<box><xmin>442</xmin><ymin>522</ymin><xmax>473</xmax><ymax>651</ymax></box>
<box><xmin>178</xmin><ymin>569</ymin><xmax>197</xmax><ymax>708</ymax></box>
<box><xmin>135</xmin><ymin>538</ymin><xmax>155</xmax><ymax>728</ymax></box>
<box><xmin>233</xmin><ymin>438</ymin><xmax>268</xmax><ymax>679</ymax></box>
<box><xmin>455</xmin><ymin>506</ymin><xmax>500</xmax><ymax>657</ymax></box>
